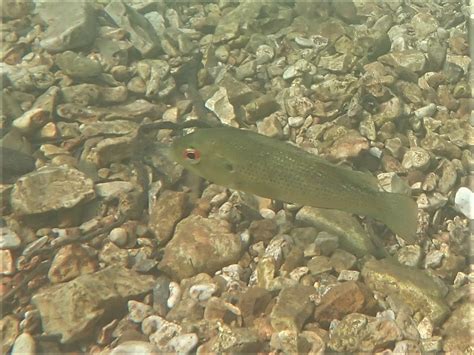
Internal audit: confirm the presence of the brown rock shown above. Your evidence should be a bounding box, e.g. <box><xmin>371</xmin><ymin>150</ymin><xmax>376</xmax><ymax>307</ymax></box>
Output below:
<box><xmin>237</xmin><ymin>287</ymin><xmax>272</xmax><ymax>326</ymax></box>
<box><xmin>149</xmin><ymin>190</ymin><xmax>188</xmax><ymax>245</ymax></box>
<box><xmin>314</xmin><ymin>281</ymin><xmax>377</xmax><ymax>327</ymax></box>
<box><xmin>327</xmin><ymin>131</ymin><xmax>369</xmax><ymax>161</ymax></box>
<box><xmin>0</xmin><ymin>315</ymin><xmax>19</xmax><ymax>353</ymax></box>
<box><xmin>48</xmin><ymin>244</ymin><xmax>97</xmax><ymax>283</ymax></box>
<box><xmin>159</xmin><ymin>215</ymin><xmax>242</xmax><ymax>280</ymax></box>
<box><xmin>442</xmin><ymin>302</ymin><xmax>472</xmax><ymax>353</ymax></box>
<box><xmin>0</xmin><ymin>250</ymin><xmax>15</xmax><ymax>275</ymax></box>
<box><xmin>248</xmin><ymin>219</ymin><xmax>278</xmax><ymax>244</ymax></box>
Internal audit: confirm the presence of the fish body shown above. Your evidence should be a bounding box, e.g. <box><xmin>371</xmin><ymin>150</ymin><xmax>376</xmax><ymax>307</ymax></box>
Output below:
<box><xmin>170</xmin><ymin>127</ymin><xmax>418</xmax><ymax>242</ymax></box>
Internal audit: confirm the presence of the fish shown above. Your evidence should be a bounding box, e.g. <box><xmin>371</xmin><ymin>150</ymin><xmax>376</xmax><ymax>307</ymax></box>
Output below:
<box><xmin>169</xmin><ymin>126</ymin><xmax>418</xmax><ymax>242</ymax></box>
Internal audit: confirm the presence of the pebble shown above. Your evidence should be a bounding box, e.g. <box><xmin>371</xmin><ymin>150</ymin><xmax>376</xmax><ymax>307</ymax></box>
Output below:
<box><xmin>167</xmin><ymin>281</ymin><xmax>182</xmax><ymax>309</ymax></box>
<box><xmin>337</xmin><ymin>270</ymin><xmax>360</xmax><ymax>281</ymax></box>
<box><xmin>0</xmin><ymin>228</ymin><xmax>21</xmax><ymax>249</ymax></box>
<box><xmin>424</xmin><ymin>250</ymin><xmax>444</xmax><ymax>269</ymax></box>
<box><xmin>0</xmin><ymin>250</ymin><xmax>15</xmax><ymax>275</ymax></box>
<box><xmin>454</xmin><ymin>187</ymin><xmax>474</xmax><ymax>219</ymax></box>
<box><xmin>110</xmin><ymin>341</ymin><xmax>158</xmax><ymax>355</ymax></box>
<box><xmin>417</xmin><ymin>317</ymin><xmax>433</xmax><ymax>339</ymax></box>
<box><xmin>109</xmin><ymin>227</ymin><xmax>128</xmax><ymax>248</ymax></box>
<box><xmin>189</xmin><ymin>283</ymin><xmax>218</xmax><ymax>302</ymax></box>
<box><xmin>11</xmin><ymin>333</ymin><xmax>36</xmax><ymax>355</ymax></box>
<box><xmin>128</xmin><ymin>300</ymin><xmax>154</xmax><ymax>323</ymax></box>
<box><xmin>288</xmin><ymin>116</ymin><xmax>305</xmax><ymax>128</ymax></box>
<box><xmin>402</xmin><ymin>147</ymin><xmax>431</xmax><ymax>171</ymax></box>
<box><xmin>396</xmin><ymin>245</ymin><xmax>422</xmax><ymax>267</ymax></box>
<box><xmin>167</xmin><ymin>333</ymin><xmax>198</xmax><ymax>354</ymax></box>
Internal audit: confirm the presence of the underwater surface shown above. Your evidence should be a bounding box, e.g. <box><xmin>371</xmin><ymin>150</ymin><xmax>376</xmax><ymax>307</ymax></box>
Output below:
<box><xmin>0</xmin><ymin>0</ymin><xmax>472</xmax><ymax>353</ymax></box>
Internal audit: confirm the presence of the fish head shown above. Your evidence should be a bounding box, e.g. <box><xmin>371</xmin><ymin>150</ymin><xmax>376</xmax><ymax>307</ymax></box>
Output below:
<box><xmin>170</xmin><ymin>130</ymin><xmax>237</xmax><ymax>185</ymax></box>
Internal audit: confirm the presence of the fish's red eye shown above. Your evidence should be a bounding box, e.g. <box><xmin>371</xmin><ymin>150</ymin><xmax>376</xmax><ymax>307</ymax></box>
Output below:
<box><xmin>183</xmin><ymin>148</ymin><xmax>201</xmax><ymax>163</ymax></box>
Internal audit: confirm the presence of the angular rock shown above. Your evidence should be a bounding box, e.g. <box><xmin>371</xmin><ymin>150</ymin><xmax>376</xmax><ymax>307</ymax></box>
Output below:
<box><xmin>10</xmin><ymin>166</ymin><xmax>96</xmax><ymax>215</ymax></box>
<box><xmin>328</xmin><ymin>313</ymin><xmax>402</xmax><ymax>352</ymax></box>
<box><xmin>32</xmin><ymin>266</ymin><xmax>155</xmax><ymax>343</ymax></box>
<box><xmin>270</xmin><ymin>284</ymin><xmax>315</xmax><ymax>332</ymax></box>
<box><xmin>314</xmin><ymin>281</ymin><xmax>377</xmax><ymax>326</ymax></box>
<box><xmin>48</xmin><ymin>244</ymin><xmax>98</xmax><ymax>283</ymax></box>
<box><xmin>361</xmin><ymin>259</ymin><xmax>449</xmax><ymax>325</ymax></box>
<box><xmin>237</xmin><ymin>286</ymin><xmax>272</xmax><ymax>326</ymax></box>
<box><xmin>295</xmin><ymin>207</ymin><xmax>383</xmax><ymax>257</ymax></box>
<box><xmin>159</xmin><ymin>215</ymin><xmax>242</xmax><ymax>280</ymax></box>
<box><xmin>105</xmin><ymin>1</ymin><xmax>159</xmax><ymax>56</ymax></box>
<box><xmin>38</xmin><ymin>2</ymin><xmax>97</xmax><ymax>52</ymax></box>
<box><xmin>148</xmin><ymin>190</ymin><xmax>187</xmax><ymax>245</ymax></box>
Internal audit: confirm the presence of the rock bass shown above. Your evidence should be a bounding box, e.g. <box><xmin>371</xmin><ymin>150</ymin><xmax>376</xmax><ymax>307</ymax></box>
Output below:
<box><xmin>170</xmin><ymin>127</ymin><xmax>418</xmax><ymax>242</ymax></box>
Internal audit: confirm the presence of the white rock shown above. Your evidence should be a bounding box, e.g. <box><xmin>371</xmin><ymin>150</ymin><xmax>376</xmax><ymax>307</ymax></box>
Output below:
<box><xmin>337</xmin><ymin>270</ymin><xmax>360</xmax><ymax>281</ymax></box>
<box><xmin>417</xmin><ymin>317</ymin><xmax>433</xmax><ymax>339</ymax></box>
<box><xmin>110</xmin><ymin>341</ymin><xmax>158</xmax><ymax>355</ymax></box>
<box><xmin>0</xmin><ymin>228</ymin><xmax>21</xmax><ymax>250</ymax></box>
<box><xmin>11</xmin><ymin>333</ymin><xmax>36</xmax><ymax>355</ymax></box>
<box><xmin>189</xmin><ymin>283</ymin><xmax>218</xmax><ymax>302</ymax></box>
<box><xmin>454</xmin><ymin>187</ymin><xmax>474</xmax><ymax>219</ymax></box>
<box><xmin>167</xmin><ymin>333</ymin><xmax>198</xmax><ymax>354</ymax></box>
<box><xmin>167</xmin><ymin>281</ymin><xmax>182</xmax><ymax>309</ymax></box>
<box><xmin>128</xmin><ymin>300</ymin><xmax>153</xmax><ymax>323</ymax></box>
<box><xmin>109</xmin><ymin>227</ymin><xmax>128</xmax><ymax>248</ymax></box>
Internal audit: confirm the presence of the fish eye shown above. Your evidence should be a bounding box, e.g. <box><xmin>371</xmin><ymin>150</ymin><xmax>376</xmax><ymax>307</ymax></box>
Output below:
<box><xmin>183</xmin><ymin>148</ymin><xmax>201</xmax><ymax>164</ymax></box>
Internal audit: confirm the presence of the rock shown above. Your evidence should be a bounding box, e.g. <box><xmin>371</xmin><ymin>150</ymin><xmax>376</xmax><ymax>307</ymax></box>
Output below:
<box><xmin>110</xmin><ymin>341</ymin><xmax>158</xmax><ymax>355</ymax></box>
<box><xmin>38</xmin><ymin>2</ymin><xmax>97</xmax><ymax>52</ymax></box>
<box><xmin>12</xmin><ymin>107</ymin><xmax>50</xmax><ymax>136</ymax></box>
<box><xmin>328</xmin><ymin>313</ymin><xmax>402</xmax><ymax>352</ymax></box>
<box><xmin>314</xmin><ymin>281</ymin><xmax>377</xmax><ymax>327</ymax></box>
<box><xmin>454</xmin><ymin>187</ymin><xmax>473</xmax><ymax>219</ymax></box>
<box><xmin>442</xmin><ymin>302</ymin><xmax>472</xmax><ymax>353</ymax></box>
<box><xmin>313</xmin><ymin>231</ymin><xmax>339</xmax><ymax>256</ymax></box>
<box><xmin>0</xmin><ymin>315</ymin><xmax>19</xmax><ymax>353</ymax></box>
<box><xmin>401</xmin><ymin>147</ymin><xmax>431</xmax><ymax>171</ymax></box>
<box><xmin>105</xmin><ymin>1</ymin><xmax>159</xmax><ymax>56</ymax></box>
<box><xmin>307</xmin><ymin>256</ymin><xmax>332</xmax><ymax>275</ymax></box>
<box><xmin>98</xmin><ymin>242</ymin><xmax>129</xmax><ymax>267</ymax></box>
<box><xmin>0</xmin><ymin>250</ymin><xmax>15</xmax><ymax>275</ymax></box>
<box><xmin>159</xmin><ymin>215</ymin><xmax>242</xmax><ymax>280</ymax></box>
<box><xmin>128</xmin><ymin>300</ymin><xmax>153</xmax><ymax>323</ymax></box>
<box><xmin>32</xmin><ymin>266</ymin><xmax>155</xmax><ymax>343</ymax></box>
<box><xmin>237</xmin><ymin>287</ymin><xmax>272</xmax><ymax>326</ymax></box>
<box><xmin>55</xmin><ymin>51</ymin><xmax>102</xmax><ymax>79</ymax></box>
<box><xmin>0</xmin><ymin>227</ymin><xmax>21</xmax><ymax>249</ymax></box>
<box><xmin>11</xmin><ymin>332</ymin><xmax>35</xmax><ymax>355</ymax></box>
<box><xmin>168</xmin><ymin>333</ymin><xmax>199</xmax><ymax>354</ymax></box>
<box><xmin>197</xmin><ymin>324</ymin><xmax>262</xmax><ymax>353</ymax></box>
<box><xmin>337</xmin><ymin>270</ymin><xmax>360</xmax><ymax>281</ymax></box>
<box><xmin>248</xmin><ymin>219</ymin><xmax>278</xmax><ymax>244</ymax></box>
<box><xmin>257</xmin><ymin>114</ymin><xmax>283</xmax><ymax>139</ymax></box>
<box><xmin>326</xmin><ymin>131</ymin><xmax>369</xmax><ymax>160</ymax></box>
<box><xmin>83</xmin><ymin>134</ymin><xmax>138</xmax><ymax>167</ymax></box>
<box><xmin>378</xmin><ymin>50</ymin><xmax>426</xmax><ymax>73</ymax></box>
<box><xmin>48</xmin><ymin>244</ymin><xmax>97</xmax><ymax>283</ymax></box>
<box><xmin>109</xmin><ymin>227</ymin><xmax>128</xmax><ymax>248</ymax></box>
<box><xmin>10</xmin><ymin>166</ymin><xmax>96</xmax><ymax>215</ymax></box>
<box><xmin>270</xmin><ymin>284</ymin><xmax>315</xmax><ymax>332</ymax></box>
<box><xmin>329</xmin><ymin>249</ymin><xmax>357</xmax><ymax>272</ymax></box>
<box><xmin>295</xmin><ymin>207</ymin><xmax>382</xmax><ymax>257</ymax></box>
<box><xmin>80</xmin><ymin>120</ymin><xmax>138</xmax><ymax>138</ymax></box>
<box><xmin>423</xmin><ymin>250</ymin><xmax>444</xmax><ymax>269</ymax></box>
<box><xmin>148</xmin><ymin>190</ymin><xmax>187</xmax><ymax>245</ymax></box>
<box><xmin>396</xmin><ymin>245</ymin><xmax>422</xmax><ymax>267</ymax></box>
<box><xmin>411</xmin><ymin>13</ymin><xmax>439</xmax><ymax>38</ymax></box>
<box><xmin>361</xmin><ymin>259</ymin><xmax>449</xmax><ymax>325</ymax></box>
<box><xmin>393</xmin><ymin>340</ymin><xmax>422</xmax><ymax>354</ymax></box>
<box><xmin>437</xmin><ymin>160</ymin><xmax>457</xmax><ymax>194</ymax></box>
<box><xmin>205</xmin><ymin>87</ymin><xmax>236</xmax><ymax>127</ymax></box>
<box><xmin>0</xmin><ymin>147</ymin><xmax>35</xmax><ymax>183</ymax></box>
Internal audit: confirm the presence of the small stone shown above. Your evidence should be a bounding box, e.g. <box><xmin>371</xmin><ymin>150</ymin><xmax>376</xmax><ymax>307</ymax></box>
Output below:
<box><xmin>109</xmin><ymin>228</ymin><xmax>128</xmax><ymax>248</ymax></box>
<box><xmin>205</xmin><ymin>87</ymin><xmax>237</xmax><ymax>127</ymax></box>
<box><xmin>0</xmin><ymin>228</ymin><xmax>21</xmax><ymax>250</ymax></box>
<box><xmin>402</xmin><ymin>148</ymin><xmax>431</xmax><ymax>171</ymax></box>
<box><xmin>314</xmin><ymin>281</ymin><xmax>377</xmax><ymax>327</ymax></box>
<box><xmin>337</xmin><ymin>270</ymin><xmax>360</xmax><ymax>281</ymax></box>
<box><xmin>424</xmin><ymin>250</ymin><xmax>444</xmax><ymax>269</ymax></box>
<box><xmin>0</xmin><ymin>250</ymin><xmax>15</xmax><ymax>275</ymax></box>
<box><xmin>437</xmin><ymin>161</ymin><xmax>457</xmax><ymax>194</ymax></box>
<box><xmin>95</xmin><ymin>181</ymin><xmax>135</xmax><ymax>199</ymax></box>
<box><xmin>237</xmin><ymin>287</ymin><xmax>272</xmax><ymax>326</ymax></box>
<box><xmin>396</xmin><ymin>245</ymin><xmax>422</xmax><ymax>267</ymax></box>
<box><xmin>189</xmin><ymin>283</ymin><xmax>217</xmax><ymax>302</ymax></box>
<box><xmin>313</xmin><ymin>232</ymin><xmax>339</xmax><ymax>256</ymax></box>
<box><xmin>307</xmin><ymin>256</ymin><xmax>332</xmax><ymax>275</ymax></box>
<box><xmin>110</xmin><ymin>341</ymin><xmax>158</xmax><ymax>355</ymax></box>
<box><xmin>417</xmin><ymin>317</ymin><xmax>433</xmax><ymax>339</ymax></box>
<box><xmin>11</xmin><ymin>333</ymin><xmax>35</xmax><ymax>355</ymax></box>
<box><xmin>257</xmin><ymin>114</ymin><xmax>283</xmax><ymax>138</ymax></box>
<box><xmin>329</xmin><ymin>249</ymin><xmax>356</xmax><ymax>272</ymax></box>
<box><xmin>55</xmin><ymin>51</ymin><xmax>102</xmax><ymax>79</ymax></box>
<box><xmin>393</xmin><ymin>340</ymin><xmax>422</xmax><ymax>354</ymax></box>
<box><xmin>99</xmin><ymin>242</ymin><xmax>129</xmax><ymax>267</ymax></box>
<box><xmin>167</xmin><ymin>281</ymin><xmax>181</xmax><ymax>309</ymax></box>
<box><xmin>454</xmin><ymin>187</ymin><xmax>473</xmax><ymax>219</ymax></box>
<box><xmin>167</xmin><ymin>333</ymin><xmax>198</xmax><ymax>354</ymax></box>
<box><xmin>270</xmin><ymin>285</ymin><xmax>315</xmax><ymax>332</ymax></box>
<box><xmin>48</xmin><ymin>244</ymin><xmax>97</xmax><ymax>283</ymax></box>
<box><xmin>128</xmin><ymin>300</ymin><xmax>153</xmax><ymax>323</ymax></box>
<box><xmin>414</xmin><ymin>103</ymin><xmax>437</xmax><ymax>119</ymax></box>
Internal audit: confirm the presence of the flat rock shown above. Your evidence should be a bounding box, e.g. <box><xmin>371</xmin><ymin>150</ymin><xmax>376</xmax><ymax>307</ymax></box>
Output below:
<box><xmin>48</xmin><ymin>244</ymin><xmax>98</xmax><ymax>283</ymax></box>
<box><xmin>148</xmin><ymin>190</ymin><xmax>187</xmax><ymax>245</ymax></box>
<box><xmin>38</xmin><ymin>2</ymin><xmax>97</xmax><ymax>52</ymax></box>
<box><xmin>314</xmin><ymin>281</ymin><xmax>377</xmax><ymax>326</ymax></box>
<box><xmin>295</xmin><ymin>207</ymin><xmax>383</xmax><ymax>257</ymax></box>
<box><xmin>328</xmin><ymin>313</ymin><xmax>402</xmax><ymax>352</ymax></box>
<box><xmin>10</xmin><ymin>166</ymin><xmax>96</xmax><ymax>215</ymax></box>
<box><xmin>32</xmin><ymin>266</ymin><xmax>155</xmax><ymax>343</ymax></box>
<box><xmin>159</xmin><ymin>215</ymin><xmax>242</xmax><ymax>280</ymax></box>
<box><xmin>361</xmin><ymin>259</ymin><xmax>449</xmax><ymax>325</ymax></box>
<box><xmin>270</xmin><ymin>284</ymin><xmax>315</xmax><ymax>332</ymax></box>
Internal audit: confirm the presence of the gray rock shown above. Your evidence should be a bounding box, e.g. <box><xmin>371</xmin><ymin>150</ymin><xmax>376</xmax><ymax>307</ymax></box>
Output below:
<box><xmin>95</xmin><ymin>182</ymin><xmax>135</xmax><ymax>199</ymax></box>
<box><xmin>167</xmin><ymin>333</ymin><xmax>199</xmax><ymax>354</ymax></box>
<box><xmin>295</xmin><ymin>207</ymin><xmax>383</xmax><ymax>257</ymax></box>
<box><xmin>109</xmin><ymin>227</ymin><xmax>128</xmax><ymax>248</ymax></box>
<box><xmin>205</xmin><ymin>87</ymin><xmax>236</xmax><ymax>127</ymax></box>
<box><xmin>454</xmin><ymin>187</ymin><xmax>473</xmax><ymax>219</ymax></box>
<box><xmin>307</xmin><ymin>256</ymin><xmax>332</xmax><ymax>275</ymax></box>
<box><xmin>32</xmin><ymin>266</ymin><xmax>155</xmax><ymax>343</ymax></box>
<box><xmin>313</xmin><ymin>231</ymin><xmax>339</xmax><ymax>256</ymax></box>
<box><xmin>105</xmin><ymin>1</ymin><xmax>160</xmax><ymax>56</ymax></box>
<box><xmin>328</xmin><ymin>313</ymin><xmax>402</xmax><ymax>352</ymax></box>
<box><xmin>10</xmin><ymin>166</ymin><xmax>96</xmax><ymax>215</ymax></box>
<box><xmin>11</xmin><ymin>333</ymin><xmax>35</xmax><ymax>355</ymax></box>
<box><xmin>159</xmin><ymin>215</ymin><xmax>242</xmax><ymax>280</ymax></box>
<box><xmin>55</xmin><ymin>52</ymin><xmax>102</xmax><ymax>79</ymax></box>
<box><xmin>0</xmin><ymin>227</ymin><xmax>21</xmax><ymax>249</ymax></box>
<box><xmin>361</xmin><ymin>259</ymin><xmax>449</xmax><ymax>325</ymax></box>
<box><xmin>38</xmin><ymin>2</ymin><xmax>97</xmax><ymax>52</ymax></box>
<box><xmin>270</xmin><ymin>285</ymin><xmax>315</xmax><ymax>332</ymax></box>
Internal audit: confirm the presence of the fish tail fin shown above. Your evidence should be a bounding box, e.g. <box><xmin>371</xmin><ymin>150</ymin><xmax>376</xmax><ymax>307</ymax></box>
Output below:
<box><xmin>374</xmin><ymin>192</ymin><xmax>418</xmax><ymax>243</ymax></box>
